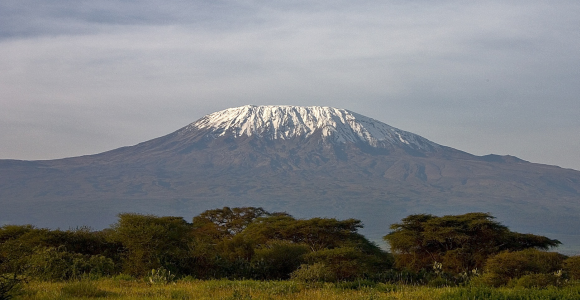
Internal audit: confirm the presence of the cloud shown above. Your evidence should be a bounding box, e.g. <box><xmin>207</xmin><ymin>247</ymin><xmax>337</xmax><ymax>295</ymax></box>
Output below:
<box><xmin>0</xmin><ymin>1</ymin><xmax>579</xmax><ymax>169</ymax></box>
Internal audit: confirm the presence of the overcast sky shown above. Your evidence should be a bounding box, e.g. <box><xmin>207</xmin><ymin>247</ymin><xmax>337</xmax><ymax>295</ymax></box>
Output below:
<box><xmin>1</xmin><ymin>1</ymin><xmax>579</xmax><ymax>170</ymax></box>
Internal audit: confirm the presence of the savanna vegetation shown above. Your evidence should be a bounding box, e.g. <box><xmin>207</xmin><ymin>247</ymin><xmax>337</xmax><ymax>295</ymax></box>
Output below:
<box><xmin>1</xmin><ymin>208</ymin><xmax>579</xmax><ymax>299</ymax></box>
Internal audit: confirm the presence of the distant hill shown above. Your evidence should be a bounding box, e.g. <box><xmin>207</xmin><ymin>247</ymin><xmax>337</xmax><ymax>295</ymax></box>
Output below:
<box><xmin>2</xmin><ymin>105</ymin><xmax>579</xmax><ymax>253</ymax></box>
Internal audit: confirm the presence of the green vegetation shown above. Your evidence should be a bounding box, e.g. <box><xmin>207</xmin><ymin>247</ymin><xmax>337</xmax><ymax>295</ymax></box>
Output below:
<box><xmin>0</xmin><ymin>273</ymin><xmax>22</xmax><ymax>300</ymax></box>
<box><xmin>0</xmin><ymin>207</ymin><xmax>392</xmax><ymax>282</ymax></box>
<box><xmin>384</xmin><ymin>213</ymin><xmax>561</xmax><ymax>273</ymax></box>
<box><xmin>14</xmin><ymin>279</ymin><xmax>580</xmax><ymax>300</ymax></box>
<box><xmin>563</xmin><ymin>256</ymin><xmax>580</xmax><ymax>280</ymax></box>
<box><xmin>479</xmin><ymin>249</ymin><xmax>566</xmax><ymax>287</ymax></box>
<box><xmin>1</xmin><ymin>209</ymin><xmax>579</xmax><ymax>299</ymax></box>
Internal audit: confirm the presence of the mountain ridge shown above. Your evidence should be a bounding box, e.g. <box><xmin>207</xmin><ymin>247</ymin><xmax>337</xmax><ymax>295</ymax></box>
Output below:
<box><xmin>1</xmin><ymin>105</ymin><xmax>579</xmax><ymax>253</ymax></box>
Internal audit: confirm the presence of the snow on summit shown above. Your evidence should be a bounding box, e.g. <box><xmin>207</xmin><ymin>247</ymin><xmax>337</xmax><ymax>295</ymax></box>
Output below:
<box><xmin>187</xmin><ymin>105</ymin><xmax>440</xmax><ymax>151</ymax></box>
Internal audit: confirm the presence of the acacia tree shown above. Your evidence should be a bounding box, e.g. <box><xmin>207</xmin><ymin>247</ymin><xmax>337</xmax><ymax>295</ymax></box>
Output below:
<box><xmin>241</xmin><ymin>215</ymin><xmax>369</xmax><ymax>251</ymax></box>
<box><xmin>192</xmin><ymin>207</ymin><xmax>271</xmax><ymax>240</ymax></box>
<box><xmin>108</xmin><ymin>214</ymin><xmax>192</xmax><ymax>276</ymax></box>
<box><xmin>384</xmin><ymin>212</ymin><xmax>561</xmax><ymax>273</ymax></box>
<box><xmin>189</xmin><ymin>207</ymin><xmax>285</xmax><ymax>278</ymax></box>
<box><xmin>241</xmin><ymin>215</ymin><xmax>392</xmax><ymax>280</ymax></box>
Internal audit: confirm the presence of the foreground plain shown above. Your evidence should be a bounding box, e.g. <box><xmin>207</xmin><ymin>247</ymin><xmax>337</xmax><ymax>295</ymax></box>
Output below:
<box><xmin>15</xmin><ymin>279</ymin><xmax>580</xmax><ymax>300</ymax></box>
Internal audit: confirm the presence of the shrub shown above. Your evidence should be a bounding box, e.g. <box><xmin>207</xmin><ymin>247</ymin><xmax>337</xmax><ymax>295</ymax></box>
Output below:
<box><xmin>148</xmin><ymin>267</ymin><xmax>176</xmax><ymax>285</ymax></box>
<box><xmin>509</xmin><ymin>273</ymin><xmax>559</xmax><ymax>288</ymax></box>
<box><xmin>304</xmin><ymin>247</ymin><xmax>361</xmax><ymax>281</ymax></box>
<box><xmin>290</xmin><ymin>263</ymin><xmax>336</xmax><ymax>282</ymax></box>
<box><xmin>563</xmin><ymin>256</ymin><xmax>580</xmax><ymax>280</ymax></box>
<box><xmin>303</xmin><ymin>246</ymin><xmax>391</xmax><ymax>281</ymax></box>
<box><xmin>428</xmin><ymin>276</ymin><xmax>449</xmax><ymax>288</ymax></box>
<box><xmin>482</xmin><ymin>249</ymin><xmax>566</xmax><ymax>286</ymax></box>
<box><xmin>251</xmin><ymin>241</ymin><xmax>309</xmax><ymax>280</ymax></box>
<box><xmin>26</xmin><ymin>247</ymin><xmax>114</xmax><ymax>280</ymax></box>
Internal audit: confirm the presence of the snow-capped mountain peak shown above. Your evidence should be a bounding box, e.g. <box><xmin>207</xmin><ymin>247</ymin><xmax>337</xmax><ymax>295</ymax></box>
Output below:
<box><xmin>186</xmin><ymin>105</ymin><xmax>440</xmax><ymax>151</ymax></box>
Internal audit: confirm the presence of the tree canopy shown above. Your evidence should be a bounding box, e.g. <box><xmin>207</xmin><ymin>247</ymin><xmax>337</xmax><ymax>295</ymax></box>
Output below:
<box><xmin>240</xmin><ymin>215</ymin><xmax>369</xmax><ymax>251</ymax></box>
<box><xmin>0</xmin><ymin>208</ymin><xmax>568</xmax><ymax>284</ymax></box>
<box><xmin>108</xmin><ymin>214</ymin><xmax>192</xmax><ymax>276</ymax></box>
<box><xmin>192</xmin><ymin>207</ymin><xmax>271</xmax><ymax>240</ymax></box>
<box><xmin>383</xmin><ymin>212</ymin><xmax>561</xmax><ymax>272</ymax></box>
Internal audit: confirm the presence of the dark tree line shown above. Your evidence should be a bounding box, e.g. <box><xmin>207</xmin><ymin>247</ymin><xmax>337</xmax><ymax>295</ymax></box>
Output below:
<box><xmin>1</xmin><ymin>208</ymin><xmax>577</xmax><ymax>288</ymax></box>
<box><xmin>0</xmin><ymin>207</ymin><xmax>391</xmax><ymax>281</ymax></box>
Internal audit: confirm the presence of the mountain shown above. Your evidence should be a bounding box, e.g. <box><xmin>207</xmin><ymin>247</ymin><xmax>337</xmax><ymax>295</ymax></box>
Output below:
<box><xmin>2</xmin><ymin>105</ymin><xmax>580</xmax><ymax>253</ymax></box>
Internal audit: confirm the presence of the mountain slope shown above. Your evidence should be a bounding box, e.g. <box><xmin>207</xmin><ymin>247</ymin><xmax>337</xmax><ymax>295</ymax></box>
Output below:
<box><xmin>1</xmin><ymin>105</ymin><xmax>579</xmax><ymax>252</ymax></box>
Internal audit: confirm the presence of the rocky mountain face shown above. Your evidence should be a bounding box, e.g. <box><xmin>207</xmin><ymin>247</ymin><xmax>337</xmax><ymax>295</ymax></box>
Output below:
<box><xmin>2</xmin><ymin>105</ymin><xmax>580</xmax><ymax>252</ymax></box>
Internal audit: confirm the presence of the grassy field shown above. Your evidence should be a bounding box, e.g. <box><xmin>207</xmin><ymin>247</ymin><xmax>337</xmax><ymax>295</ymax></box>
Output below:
<box><xmin>12</xmin><ymin>278</ymin><xmax>580</xmax><ymax>300</ymax></box>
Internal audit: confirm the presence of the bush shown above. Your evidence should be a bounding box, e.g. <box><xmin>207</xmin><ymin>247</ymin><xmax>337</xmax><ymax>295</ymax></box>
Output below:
<box><xmin>482</xmin><ymin>249</ymin><xmax>566</xmax><ymax>286</ymax></box>
<box><xmin>251</xmin><ymin>241</ymin><xmax>309</xmax><ymax>280</ymax></box>
<box><xmin>304</xmin><ymin>247</ymin><xmax>361</xmax><ymax>281</ymax></box>
<box><xmin>26</xmin><ymin>247</ymin><xmax>115</xmax><ymax>280</ymax></box>
<box><xmin>508</xmin><ymin>273</ymin><xmax>559</xmax><ymax>288</ymax></box>
<box><xmin>471</xmin><ymin>272</ymin><xmax>504</xmax><ymax>288</ymax></box>
<box><xmin>303</xmin><ymin>246</ymin><xmax>391</xmax><ymax>281</ymax></box>
<box><xmin>148</xmin><ymin>267</ymin><xmax>176</xmax><ymax>285</ymax></box>
<box><xmin>428</xmin><ymin>276</ymin><xmax>450</xmax><ymax>288</ymax></box>
<box><xmin>563</xmin><ymin>256</ymin><xmax>580</xmax><ymax>280</ymax></box>
<box><xmin>290</xmin><ymin>263</ymin><xmax>337</xmax><ymax>282</ymax></box>
<box><xmin>374</xmin><ymin>283</ymin><xmax>398</xmax><ymax>292</ymax></box>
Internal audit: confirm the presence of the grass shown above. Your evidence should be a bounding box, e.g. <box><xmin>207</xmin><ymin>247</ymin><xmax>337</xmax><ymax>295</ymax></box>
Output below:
<box><xmin>440</xmin><ymin>285</ymin><xmax>580</xmax><ymax>300</ymax></box>
<box><xmin>15</xmin><ymin>279</ymin><xmax>580</xmax><ymax>300</ymax></box>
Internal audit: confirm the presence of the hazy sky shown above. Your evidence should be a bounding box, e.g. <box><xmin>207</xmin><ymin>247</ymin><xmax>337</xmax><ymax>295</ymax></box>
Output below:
<box><xmin>1</xmin><ymin>1</ymin><xmax>579</xmax><ymax>170</ymax></box>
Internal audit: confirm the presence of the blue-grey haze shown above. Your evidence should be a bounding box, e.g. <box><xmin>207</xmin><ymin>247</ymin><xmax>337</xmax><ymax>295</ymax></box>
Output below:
<box><xmin>1</xmin><ymin>0</ymin><xmax>579</xmax><ymax>171</ymax></box>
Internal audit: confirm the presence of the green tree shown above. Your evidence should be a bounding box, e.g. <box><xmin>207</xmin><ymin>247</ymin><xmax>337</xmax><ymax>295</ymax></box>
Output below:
<box><xmin>188</xmin><ymin>207</ymin><xmax>274</xmax><ymax>278</ymax></box>
<box><xmin>241</xmin><ymin>214</ymin><xmax>392</xmax><ymax>280</ymax></box>
<box><xmin>26</xmin><ymin>246</ymin><xmax>114</xmax><ymax>281</ymax></box>
<box><xmin>0</xmin><ymin>225</ymin><xmax>120</xmax><ymax>277</ymax></box>
<box><xmin>108</xmin><ymin>214</ymin><xmax>192</xmax><ymax>276</ymax></box>
<box><xmin>241</xmin><ymin>215</ymin><xmax>373</xmax><ymax>251</ymax></box>
<box><xmin>192</xmin><ymin>207</ymin><xmax>270</xmax><ymax>240</ymax></box>
<box><xmin>251</xmin><ymin>240</ymin><xmax>309</xmax><ymax>279</ymax></box>
<box><xmin>384</xmin><ymin>212</ymin><xmax>560</xmax><ymax>273</ymax></box>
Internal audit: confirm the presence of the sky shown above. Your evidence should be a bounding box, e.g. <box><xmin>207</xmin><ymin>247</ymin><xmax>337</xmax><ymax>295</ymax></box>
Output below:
<box><xmin>1</xmin><ymin>1</ymin><xmax>579</xmax><ymax>170</ymax></box>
